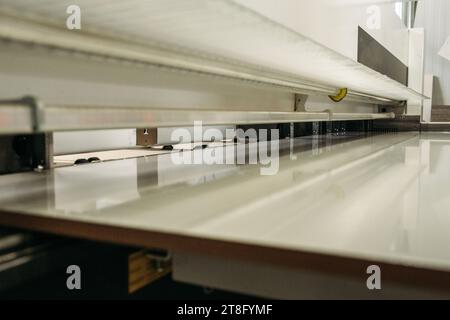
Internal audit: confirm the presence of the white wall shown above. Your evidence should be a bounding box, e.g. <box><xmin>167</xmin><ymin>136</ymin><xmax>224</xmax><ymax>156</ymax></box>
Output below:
<box><xmin>407</xmin><ymin>28</ymin><xmax>425</xmax><ymax>116</ymax></box>
<box><xmin>415</xmin><ymin>0</ymin><xmax>450</xmax><ymax>105</ymax></box>
<box><xmin>235</xmin><ymin>0</ymin><xmax>409</xmax><ymax>64</ymax></box>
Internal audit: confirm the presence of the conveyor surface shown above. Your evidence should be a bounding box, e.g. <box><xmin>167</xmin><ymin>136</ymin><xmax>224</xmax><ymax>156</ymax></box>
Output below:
<box><xmin>0</xmin><ymin>132</ymin><xmax>450</xmax><ymax>291</ymax></box>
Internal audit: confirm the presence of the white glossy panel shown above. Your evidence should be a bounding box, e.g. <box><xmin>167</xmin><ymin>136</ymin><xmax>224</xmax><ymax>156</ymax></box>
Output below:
<box><xmin>1</xmin><ymin>133</ymin><xmax>450</xmax><ymax>273</ymax></box>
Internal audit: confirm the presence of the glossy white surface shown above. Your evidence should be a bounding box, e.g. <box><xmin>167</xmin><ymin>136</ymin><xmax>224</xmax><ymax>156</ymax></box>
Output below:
<box><xmin>1</xmin><ymin>132</ymin><xmax>450</xmax><ymax>272</ymax></box>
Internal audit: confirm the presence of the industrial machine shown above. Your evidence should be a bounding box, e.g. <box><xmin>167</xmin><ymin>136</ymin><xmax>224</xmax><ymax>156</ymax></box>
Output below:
<box><xmin>0</xmin><ymin>0</ymin><xmax>449</xmax><ymax>299</ymax></box>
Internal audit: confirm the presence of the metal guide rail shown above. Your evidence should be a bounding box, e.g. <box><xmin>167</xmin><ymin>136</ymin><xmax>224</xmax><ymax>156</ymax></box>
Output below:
<box><xmin>0</xmin><ymin>97</ymin><xmax>395</xmax><ymax>134</ymax></box>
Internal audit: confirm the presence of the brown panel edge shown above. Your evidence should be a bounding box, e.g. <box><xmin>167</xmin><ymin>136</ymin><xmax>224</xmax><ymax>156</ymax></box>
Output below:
<box><xmin>0</xmin><ymin>209</ymin><xmax>449</xmax><ymax>294</ymax></box>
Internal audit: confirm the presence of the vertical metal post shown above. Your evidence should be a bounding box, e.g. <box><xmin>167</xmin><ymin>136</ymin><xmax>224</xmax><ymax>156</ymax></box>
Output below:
<box><xmin>289</xmin><ymin>122</ymin><xmax>296</xmax><ymax>160</ymax></box>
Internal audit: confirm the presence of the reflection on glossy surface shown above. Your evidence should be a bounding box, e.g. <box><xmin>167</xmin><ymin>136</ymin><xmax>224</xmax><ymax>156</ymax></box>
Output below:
<box><xmin>1</xmin><ymin>132</ymin><xmax>450</xmax><ymax>271</ymax></box>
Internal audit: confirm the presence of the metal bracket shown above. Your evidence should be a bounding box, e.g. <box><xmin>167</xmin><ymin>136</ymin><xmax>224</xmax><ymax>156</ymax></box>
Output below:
<box><xmin>0</xmin><ymin>96</ymin><xmax>52</xmax><ymax>171</ymax></box>
<box><xmin>295</xmin><ymin>94</ymin><xmax>334</xmax><ymax>121</ymax></box>
<box><xmin>144</xmin><ymin>249</ymin><xmax>172</xmax><ymax>273</ymax></box>
<box><xmin>0</xmin><ymin>95</ymin><xmax>44</xmax><ymax>133</ymax></box>
<box><xmin>324</xmin><ymin>109</ymin><xmax>333</xmax><ymax>122</ymax></box>
<box><xmin>20</xmin><ymin>96</ymin><xmax>44</xmax><ymax>132</ymax></box>
<box><xmin>294</xmin><ymin>93</ymin><xmax>309</xmax><ymax>112</ymax></box>
<box><xmin>379</xmin><ymin>100</ymin><xmax>406</xmax><ymax>117</ymax></box>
